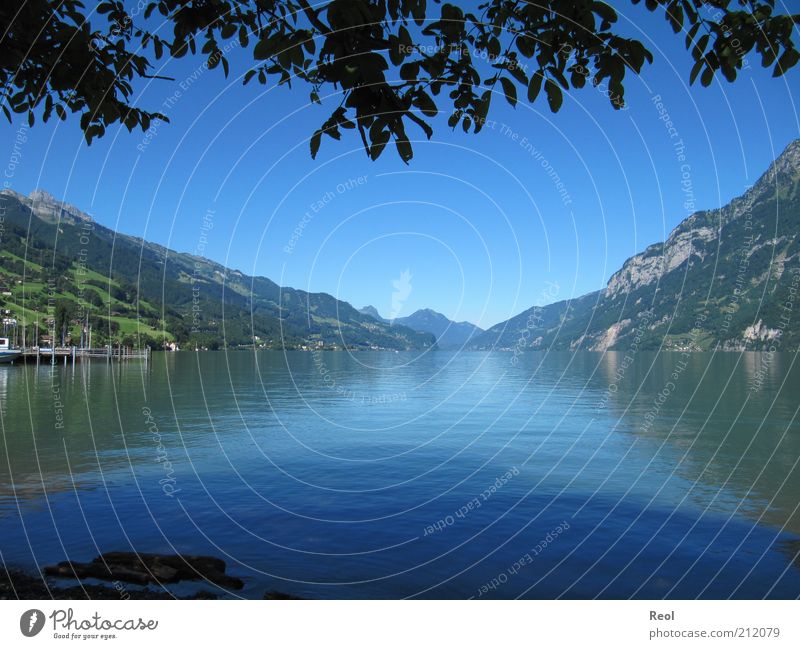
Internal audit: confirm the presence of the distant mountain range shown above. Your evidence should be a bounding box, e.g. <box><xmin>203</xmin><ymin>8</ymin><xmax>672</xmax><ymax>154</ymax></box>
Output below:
<box><xmin>2</xmin><ymin>139</ymin><xmax>797</xmax><ymax>353</ymax></box>
<box><xmin>359</xmin><ymin>306</ymin><xmax>483</xmax><ymax>349</ymax></box>
<box><xmin>0</xmin><ymin>190</ymin><xmax>434</xmax><ymax>350</ymax></box>
<box><xmin>471</xmin><ymin>139</ymin><xmax>800</xmax><ymax>352</ymax></box>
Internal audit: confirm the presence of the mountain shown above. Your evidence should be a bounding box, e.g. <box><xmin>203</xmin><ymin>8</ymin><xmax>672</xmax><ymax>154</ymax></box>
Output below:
<box><xmin>393</xmin><ymin>308</ymin><xmax>483</xmax><ymax>349</ymax></box>
<box><xmin>0</xmin><ymin>189</ymin><xmax>435</xmax><ymax>351</ymax></box>
<box><xmin>472</xmin><ymin>139</ymin><xmax>800</xmax><ymax>352</ymax></box>
<box><xmin>358</xmin><ymin>305</ymin><xmax>387</xmax><ymax>322</ymax></box>
<box><xmin>358</xmin><ymin>305</ymin><xmax>483</xmax><ymax>349</ymax></box>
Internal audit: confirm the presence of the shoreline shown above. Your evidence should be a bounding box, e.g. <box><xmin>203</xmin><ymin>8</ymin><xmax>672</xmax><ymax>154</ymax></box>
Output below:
<box><xmin>0</xmin><ymin>569</ymin><xmax>212</xmax><ymax>600</ymax></box>
<box><xmin>1</xmin><ymin>568</ymin><xmax>303</xmax><ymax>601</ymax></box>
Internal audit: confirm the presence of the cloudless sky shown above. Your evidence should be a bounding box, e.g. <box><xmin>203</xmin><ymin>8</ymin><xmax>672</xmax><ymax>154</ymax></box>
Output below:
<box><xmin>2</xmin><ymin>1</ymin><xmax>799</xmax><ymax>328</ymax></box>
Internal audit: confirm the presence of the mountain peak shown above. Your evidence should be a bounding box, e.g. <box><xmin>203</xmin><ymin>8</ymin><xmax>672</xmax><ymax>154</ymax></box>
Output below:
<box><xmin>359</xmin><ymin>305</ymin><xmax>387</xmax><ymax>322</ymax></box>
<box><xmin>29</xmin><ymin>189</ymin><xmax>58</xmax><ymax>204</ymax></box>
<box><xmin>761</xmin><ymin>139</ymin><xmax>800</xmax><ymax>184</ymax></box>
<box><xmin>6</xmin><ymin>188</ymin><xmax>94</xmax><ymax>224</ymax></box>
<box><xmin>410</xmin><ymin>308</ymin><xmax>441</xmax><ymax>317</ymax></box>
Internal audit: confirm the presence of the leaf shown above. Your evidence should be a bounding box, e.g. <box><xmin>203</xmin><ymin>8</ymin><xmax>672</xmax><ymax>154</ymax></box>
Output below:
<box><xmin>689</xmin><ymin>59</ymin><xmax>703</xmax><ymax>84</ymax></box>
<box><xmin>303</xmin><ymin>32</ymin><xmax>316</xmax><ymax>55</ymax></box>
<box><xmin>499</xmin><ymin>76</ymin><xmax>517</xmax><ymax>107</ymax></box>
<box><xmin>400</xmin><ymin>62</ymin><xmax>419</xmax><ymax>81</ymax></box>
<box><xmin>692</xmin><ymin>34</ymin><xmax>709</xmax><ymax>61</ymax></box>
<box><xmin>700</xmin><ymin>65</ymin><xmax>714</xmax><ymax>87</ymax></box>
<box><xmin>388</xmin><ymin>35</ymin><xmax>403</xmax><ymax>66</ymax></box>
<box><xmin>592</xmin><ymin>2</ymin><xmax>618</xmax><ymax>30</ymax></box>
<box><xmin>517</xmin><ymin>35</ymin><xmax>535</xmax><ymax>58</ymax></box>
<box><xmin>720</xmin><ymin>60</ymin><xmax>736</xmax><ymax>82</ymax></box>
<box><xmin>395</xmin><ymin>136</ymin><xmax>413</xmax><ymax>163</ymax></box>
<box><xmin>310</xmin><ymin>130</ymin><xmax>322</xmax><ymax>158</ymax></box>
<box><xmin>171</xmin><ymin>39</ymin><xmax>188</xmax><ymax>58</ymax></box>
<box><xmin>549</xmin><ymin>66</ymin><xmax>569</xmax><ymax>90</ymax></box>
<box><xmin>411</xmin><ymin>1</ymin><xmax>425</xmax><ymax>26</ymax></box>
<box><xmin>475</xmin><ymin>90</ymin><xmax>491</xmax><ymax>128</ymax></box>
<box><xmin>685</xmin><ymin>22</ymin><xmax>700</xmax><ymax>50</ymax></box>
<box><xmin>253</xmin><ymin>36</ymin><xmax>274</xmax><ymax>60</ymax></box>
<box><xmin>507</xmin><ymin>60</ymin><xmax>528</xmax><ymax>85</ymax></box>
<box><xmin>414</xmin><ymin>90</ymin><xmax>437</xmax><ymax>117</ymax></box>
<box><xmin>571</xmin><ymin>67</ymin><xmax>587</xmax><ymax>88</ymax></box>
<box><xmin>665</xmin><ymin>2</ymin><xmax>683</xmax><ymax>33</ymax></box>
<box><xmin>416</xmin><ymin>118</ymin><xmax>433</xmax><ymax>139</ymax></box>
<box><xmin>774</xmin><ymin>48</ymin><xmax>800</xmax><ymax>77</ymax></box>
<box><xmin>369</xmin><ymin>129</ymin><xmax>390</xmax><ymax>160</ymax></box>
<box><xmin>527</xmin><ymin>70</ymin><xmax>544</xmax><ymax>102</ymax></box>
<box><xmin>545</xmin><ymin>79</ymin><xmax>563</xmax><ymax>112</ymax></box>
<box><xmin>84</xmin><ymin>124</ymin><xmax>104</xmax><ymax>145</ymax></box>
<box><xmin>399</xmin><ymin>25</ymin><xmax>412</xmax><ymax>49</ymax></box>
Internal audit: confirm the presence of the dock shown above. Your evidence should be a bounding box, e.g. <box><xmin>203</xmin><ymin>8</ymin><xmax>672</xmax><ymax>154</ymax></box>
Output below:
<box><xmin>20</xmin><ymin>346</ymin><xmax>151</xmax><ymax>364</ymax></box>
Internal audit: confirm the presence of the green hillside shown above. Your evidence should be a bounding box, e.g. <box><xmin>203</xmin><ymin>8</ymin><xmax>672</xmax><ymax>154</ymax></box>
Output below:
<box><xmin>0</xmin><ymin>190</ymin><xmax>434</xmax><ymax>351</ymax></box>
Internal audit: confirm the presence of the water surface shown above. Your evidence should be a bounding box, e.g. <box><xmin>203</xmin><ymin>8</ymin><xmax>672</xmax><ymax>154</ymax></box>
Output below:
<box><xmin>1</xmin><ymin>350</ymin><xmax>798</xmax><ymax>598</ymax></box>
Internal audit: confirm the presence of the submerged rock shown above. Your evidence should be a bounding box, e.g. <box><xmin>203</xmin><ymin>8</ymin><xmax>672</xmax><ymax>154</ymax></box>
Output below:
<box><xmin>1</xmin><ymin>569</ymin><xmax>216</xmax><ymax>600</ymax></box>
<box><xmin>43</xmin><ymin>552</ymin><xmax>244</xmax><ymax>590</ymax></box>
<box><xmin>263</xmin><ymin>590</ymin><xmax>303</xmax><ymax>600</ymax></box>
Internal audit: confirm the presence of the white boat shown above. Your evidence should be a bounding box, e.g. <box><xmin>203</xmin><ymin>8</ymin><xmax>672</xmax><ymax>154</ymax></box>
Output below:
<box><xmin>0</xmin><ymin>337</ymin><xmax>21</xmax><ymax>363</ymax></box>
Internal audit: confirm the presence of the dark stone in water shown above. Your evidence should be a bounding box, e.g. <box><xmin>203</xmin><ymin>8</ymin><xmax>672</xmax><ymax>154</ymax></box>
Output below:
<box><xmin>263</xmin><ymin>590</ymin><xmax>303</xmax><ymax>600</ymax></box>
<box><xmin>44</xmin><ymin>561</ymin><xmax>152</xmax><ymax>585</ymax></box>
<box><xmin>43</xmin><ymin>552</ymin><xmax>243</xmax><ymax>590</ymax></box>
<box><xmin>2</xmin><ymin>568</ymin><xmax>217</xmax><ymax>600</ymax></box>
<box><xmin>776</xmin><ymin>539</ymin><xmax>800</xmax><ymax>569</ymax></box>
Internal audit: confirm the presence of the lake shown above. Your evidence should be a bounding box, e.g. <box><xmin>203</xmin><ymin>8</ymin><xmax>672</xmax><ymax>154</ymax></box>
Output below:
<box><xmin>1</xmin><ymin>350</ymin><xmax>798</xmax><ymax>598</ymax></box>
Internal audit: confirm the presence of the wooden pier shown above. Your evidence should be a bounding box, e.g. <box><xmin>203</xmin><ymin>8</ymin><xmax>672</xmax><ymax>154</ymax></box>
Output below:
<box><xmin>20</xmin><ymin>346</ymin><xmax>151</xmax><ymax>364</ymax></box>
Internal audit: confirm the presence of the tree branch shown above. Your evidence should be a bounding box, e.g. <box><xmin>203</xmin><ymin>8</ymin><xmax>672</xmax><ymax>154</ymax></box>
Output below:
<box><xmin>141</xmin><ymin>73</ymin><xmax>176</xmax><ymax>81</ymax></box>
<box><xmin>297</xmin><ymin>0</ymin><xmax>330</xmax><ymax>35</ymax></box>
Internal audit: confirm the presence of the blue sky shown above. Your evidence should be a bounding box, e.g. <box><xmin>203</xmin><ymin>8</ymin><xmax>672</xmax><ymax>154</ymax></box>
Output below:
<box><xmin>2</xmin><ymin>3</ymin><xmax>799</xmax><ymax>328</ymax></box>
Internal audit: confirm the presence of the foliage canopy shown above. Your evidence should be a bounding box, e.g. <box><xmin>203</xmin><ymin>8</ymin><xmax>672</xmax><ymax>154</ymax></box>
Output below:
<box><xmin>1</xmin><ymin>0</ymin><xmax>798</xmax><ymax>162</ymax></box>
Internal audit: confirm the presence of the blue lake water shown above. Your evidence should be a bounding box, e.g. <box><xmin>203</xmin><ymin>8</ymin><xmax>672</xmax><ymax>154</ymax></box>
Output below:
<box><xmin>1</xmin><ymin>351</ymin><xmax>799</xmax><ymax>598</ymax></box>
